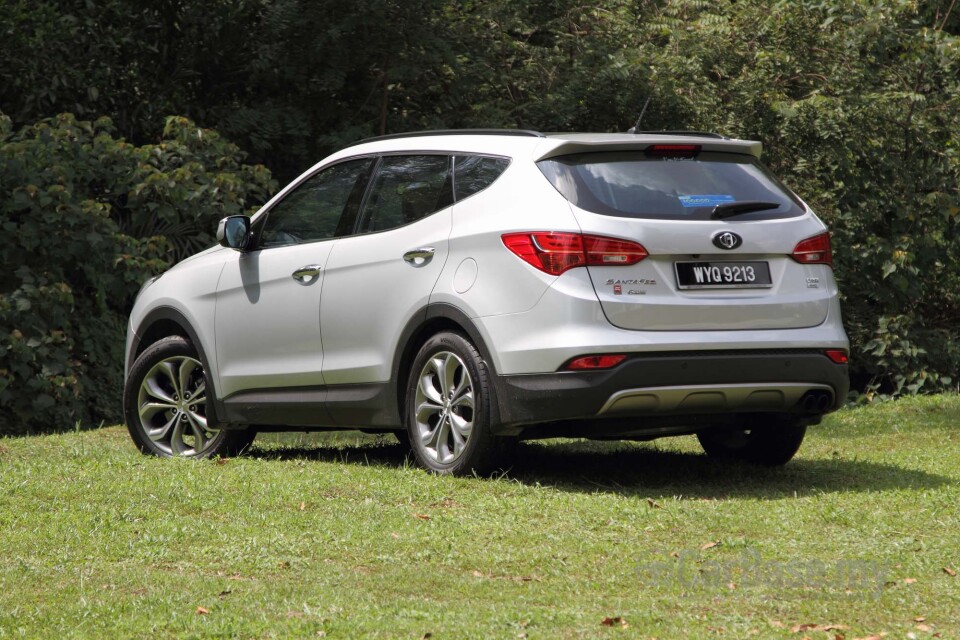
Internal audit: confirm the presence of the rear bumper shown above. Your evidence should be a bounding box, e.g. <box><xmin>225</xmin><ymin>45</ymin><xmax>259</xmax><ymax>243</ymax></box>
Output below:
<box><xmin>492</xmin><ymin>349</ymin><xmax>849</xmax><ymax>430</ymax></box>
<box><xmin>473</xmin><ymin>269</ymin><xmax>850</xmax><ymax>376</ymax></box>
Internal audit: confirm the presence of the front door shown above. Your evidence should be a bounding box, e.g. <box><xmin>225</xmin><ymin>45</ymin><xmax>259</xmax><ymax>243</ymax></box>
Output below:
<box><xmin>214</xmin><ymin>158</ymin><xmax>374</xmax><ymax>401</ymax></box>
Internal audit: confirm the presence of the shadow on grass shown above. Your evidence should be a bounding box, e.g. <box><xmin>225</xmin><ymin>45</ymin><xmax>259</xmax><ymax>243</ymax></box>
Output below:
<box><xmin>248</xmin><ymin>437</ymin><xmax>949</xmax><ymax>500</ymax></box>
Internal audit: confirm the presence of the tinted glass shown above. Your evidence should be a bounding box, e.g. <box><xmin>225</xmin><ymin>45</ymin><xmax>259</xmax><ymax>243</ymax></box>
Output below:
<box><xmin>358</xmin><ymin>155</ymin><xmax>453</xmax><ymax>234</ymax></box>
<box><xmin>260</xmin><ymin>158</ymin><xmax>372</xmax><ymax>248</ymax></box>
<box><xmin>537</xmin><ymin>151</ymin><xmax>805</xmax><ymax>220</ymax></box>
<box><xmin>454</xmin><ymin>155</ymin><xmax>510</xmax><ymax>200</ymax></box>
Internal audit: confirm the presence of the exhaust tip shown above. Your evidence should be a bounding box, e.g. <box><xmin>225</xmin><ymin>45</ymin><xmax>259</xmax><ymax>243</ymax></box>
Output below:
<box><xmin>799</xmin><ymin>390</ymin><xmax>833</xmax><ymax>414</ymax></box>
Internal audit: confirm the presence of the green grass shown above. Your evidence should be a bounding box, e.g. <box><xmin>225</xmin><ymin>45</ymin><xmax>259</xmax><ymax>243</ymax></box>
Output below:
<box><xmin>1</xmin><ymin>396</ymin><xmax>959</xmax><ymax>639</ymax></box>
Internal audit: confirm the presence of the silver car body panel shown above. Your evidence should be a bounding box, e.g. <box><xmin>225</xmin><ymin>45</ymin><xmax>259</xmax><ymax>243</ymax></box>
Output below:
<box><xmin>215</xmin><ymin>240</ymin><xmax>334</xmax><ymax>397</ymax></box>
<box><xmin>319</xmin><ymin>208</ymin><xmax>452</xmax><ymax>385</ymax></box>
<box><xmin>126</xmin><ymin>245</ymin><xmax>227</xmax><ymax>384</ymax></box>
<box><xmin>568</xmin><ymin>205</ymin><xmax>835</xmax><ymax>331</ymax></box>
<box><xmin>473</xmin><ymin>268</ymin><xmax>847</xmax><ymax>375</ymax></box>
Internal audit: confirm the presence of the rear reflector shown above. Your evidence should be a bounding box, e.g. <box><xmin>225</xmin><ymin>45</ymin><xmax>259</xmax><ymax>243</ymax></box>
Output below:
<box><xmin>567</xmin><ymin>355</ymin><xmax>627</xmax><ymax>370</ymax></box>
<box><xmin>825</xmin><ymin>349</ymin><xmax>849</xmax><ymax>364</ymax></box>
<box><xmin>645</xmin><ymin>144</ymin><xmax>701</xmax><ymax>157</ymax></box>
<box><xmin>501</xmin><ymin>232</ymin><xmax>648</xmax><ymax>276</ymax></box>
<box><xmin>791</xmin><ymin>233</ymin><xmax>833</xmax><ymax>267</ymax></box>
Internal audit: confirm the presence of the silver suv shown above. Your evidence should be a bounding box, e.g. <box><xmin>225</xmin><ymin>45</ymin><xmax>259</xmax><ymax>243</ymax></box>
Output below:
<box><xmin>124</xmin><ymin>130</ymin><xmax>849</xmax><ymax>474</ymax></box>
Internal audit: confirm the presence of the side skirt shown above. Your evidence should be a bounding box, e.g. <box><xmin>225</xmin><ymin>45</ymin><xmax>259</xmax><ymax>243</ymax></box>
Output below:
<box><xmin>220</xmin><ymin>383</ymin><xmax>401</xmax><ymax>430</ymax></box>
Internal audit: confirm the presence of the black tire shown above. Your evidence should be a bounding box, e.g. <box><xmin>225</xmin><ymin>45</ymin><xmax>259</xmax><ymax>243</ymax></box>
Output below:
<box><xmin>124</xmin><ymin>336</ymin><xmax>256</xmax><ymax>458</ymax></box>
<box><xmin>405</xmin><ymin>331</ymin><xmax>501</xmax><ymax>475</ymax></box>
<box><xmin>696</xmin><ymin>416</ymin><xmax>807</xmax><ymax>466</ymax></box>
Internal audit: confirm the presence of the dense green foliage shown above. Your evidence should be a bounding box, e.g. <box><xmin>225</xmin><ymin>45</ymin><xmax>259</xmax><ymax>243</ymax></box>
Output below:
<box><xmin>1</xmin><ymin>0</ymin><xmax>958</xmax><ymax>433</ymax></box>
<box><xmin>0</xmin><ymin>114</ymin><xmax>275</xmax><ymax>434</ymax></box>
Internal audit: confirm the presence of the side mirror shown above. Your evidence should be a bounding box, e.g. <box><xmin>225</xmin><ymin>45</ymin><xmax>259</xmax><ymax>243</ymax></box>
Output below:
<box><xmin>216</xmin><ymin>215</ymin><xmax>251</xmax><ymax>251</ymax></box>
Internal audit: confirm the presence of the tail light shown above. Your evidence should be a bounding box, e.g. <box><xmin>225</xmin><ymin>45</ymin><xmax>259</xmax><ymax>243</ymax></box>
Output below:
<box><xmin>501</xmin><ymin>232</ymin><xmax>648</xmax><ymax>276</ymax></box>
<box><xmin>566</xmin><ymin>354</ymin><xmax>627</xmax><ymax>370</ymax></box>
<box><xmin>791</xmin><ymin>233</ymin><xmax>833</xmax><ymax>267</ymax></box>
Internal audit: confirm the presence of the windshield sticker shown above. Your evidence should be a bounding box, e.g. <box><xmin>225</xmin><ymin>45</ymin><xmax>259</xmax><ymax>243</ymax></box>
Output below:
<box><xmin>678</xmin><ymin>194</ymin><xmax>735</xmax><ymax>208</ymax></box>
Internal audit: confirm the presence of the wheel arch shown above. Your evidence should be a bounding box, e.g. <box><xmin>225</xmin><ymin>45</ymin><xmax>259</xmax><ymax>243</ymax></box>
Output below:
<box><xmin>393</xmin><ymin>303</ymin><xmax>503</xmax><ymax>429</ymax></box>
<box><xmin>128</xmin><ymin>306</ymin><xmax>226</xmax><ymax>427</ymax></box>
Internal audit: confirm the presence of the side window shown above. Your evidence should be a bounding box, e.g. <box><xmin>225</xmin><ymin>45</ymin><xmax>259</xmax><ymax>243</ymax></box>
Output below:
<box><xmin>454</xmin><ymin>155</ymin><xmax>510</xmax><ymax>201</ymax></box>
<box><xmin>357</xmin><ymin>155</ymin><xmax>453</xmax><ymax>234</ymax></box>
<box><xmin>259</xmin><ymin>158</ymin><xmax>373</xmax><ymax>248</ymax></box>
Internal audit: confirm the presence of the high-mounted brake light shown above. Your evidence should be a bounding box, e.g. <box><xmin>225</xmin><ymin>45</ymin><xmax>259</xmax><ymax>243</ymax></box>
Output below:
<box><xmin>791</xmin><ymin>233</ymin><xmax>833</xmax><ymax>267</ymax></box>
<box><xmin>566</xmin><ymin>354</ymin><xmax>627</xmax><ymax>370</ymax></box>
<box><xmin>501</xmin><ymin>232</ymin><xmax>648</xmax><ymax>276</ymax></box>
<box><xmin>825</xmin><ymin>349</ymin><xmax>849</xmax><ymax>365</ymax></box>
<box><xmin>645</xmin><ymin>144</ymin><xmax>701</xmax><ymax>158</ymax></box>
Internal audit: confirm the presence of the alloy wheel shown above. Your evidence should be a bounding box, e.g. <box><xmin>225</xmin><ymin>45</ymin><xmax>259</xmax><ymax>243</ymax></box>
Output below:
<box><xmin>136</xmin><ymin>356</ymin><xmax>221</xmax><ymax>456</ymax></box>
<box><xmin>413</xmin><ymin>351</ymin><xmax>475</xmax><ymax>464</ymax></box>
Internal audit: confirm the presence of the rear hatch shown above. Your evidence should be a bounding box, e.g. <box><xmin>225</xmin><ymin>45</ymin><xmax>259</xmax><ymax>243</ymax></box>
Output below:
<box><xmin>537</xmin><ymin>139</ymin><xmax>833</xmax><ymax>331</ymax></box>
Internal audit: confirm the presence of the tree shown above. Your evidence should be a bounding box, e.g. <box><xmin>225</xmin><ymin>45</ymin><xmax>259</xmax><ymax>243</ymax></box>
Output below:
<box><xmin>0</xmin><ymin>113</ymin><xmax>275</xmax><ymax>434</ymax></box>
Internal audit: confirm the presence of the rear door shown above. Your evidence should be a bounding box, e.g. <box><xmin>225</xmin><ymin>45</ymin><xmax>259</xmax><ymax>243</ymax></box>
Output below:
<box><xmin>537</xmin><ymin>145</ymin><xmax>834</xmax><ymax>331</ymax></box>
<box><xmin>319</xmin><ymin>155</ymin><xmax>453</xmax><ymax>391</ymax></box>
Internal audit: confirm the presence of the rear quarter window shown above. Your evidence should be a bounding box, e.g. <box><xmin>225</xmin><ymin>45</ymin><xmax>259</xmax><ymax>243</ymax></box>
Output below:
<box><xmin>537</xmin><ymin>151</ymin><xmax>805</xmax><ymax>221</ymax></box>
<box><xmin>454</xmin><ymin>155</ymin><xmax>510</xmax><ymax>201</ymax></box>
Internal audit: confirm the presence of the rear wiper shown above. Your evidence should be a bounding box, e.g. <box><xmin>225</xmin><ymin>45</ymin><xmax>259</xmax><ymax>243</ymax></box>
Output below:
<box><xmin>711</xmin><ymin>201</ymin><xmax>781</xmax><ymax>219</ymax></box>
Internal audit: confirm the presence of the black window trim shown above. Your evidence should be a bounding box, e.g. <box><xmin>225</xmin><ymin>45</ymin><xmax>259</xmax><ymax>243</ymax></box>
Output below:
<box><xmin>351</xmin><ymin>155</ymin><xmax>384</xmax><ymax>235</ymax></box>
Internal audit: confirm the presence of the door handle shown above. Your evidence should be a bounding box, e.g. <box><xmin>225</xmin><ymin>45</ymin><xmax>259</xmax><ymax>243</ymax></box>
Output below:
<box><xmin>403</xmin><ymin>247</ymin><xmax>435</xmax><ymax>266</ymax></box>
<box><xmin>291</xmin><ymin>264</ymin><xmax>322</xmax><ymax>283</ymax></box>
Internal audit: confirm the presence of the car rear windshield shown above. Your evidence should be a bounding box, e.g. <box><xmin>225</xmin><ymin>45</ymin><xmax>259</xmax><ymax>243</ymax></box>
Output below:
<box><xmin>537</xmin><ymin>150</ymin><xmax>805</xmax><ymax>221</ymax></box>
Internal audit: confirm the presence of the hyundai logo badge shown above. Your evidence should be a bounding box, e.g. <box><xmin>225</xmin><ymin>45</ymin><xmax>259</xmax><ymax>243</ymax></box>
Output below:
<box><xmin>712</xmin><ymin>231</ymin><xmax>743</xmax><ymax>250</ymax></box>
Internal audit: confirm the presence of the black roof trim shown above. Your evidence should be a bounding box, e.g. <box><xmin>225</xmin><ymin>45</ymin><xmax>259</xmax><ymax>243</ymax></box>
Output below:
<box><xmin>351</xmin><ymin>129</ymin><xmax>545</xmax><ymax>146</ymax></box>
<box><xmin>628</xmin><ymin>130</ymin><xmax>728</xmax><ymax>139</ymax></box>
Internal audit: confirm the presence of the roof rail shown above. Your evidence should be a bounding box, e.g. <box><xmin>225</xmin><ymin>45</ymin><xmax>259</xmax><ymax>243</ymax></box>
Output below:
<box><xmin>630</xmin><ymin>130</ymin><xmax>728</xmax><ymax>139</ymax></box>
<box><xmin>351</xmin><ymin>128</ymin><xmax>545</xmax><ymax>146</ymax></box>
